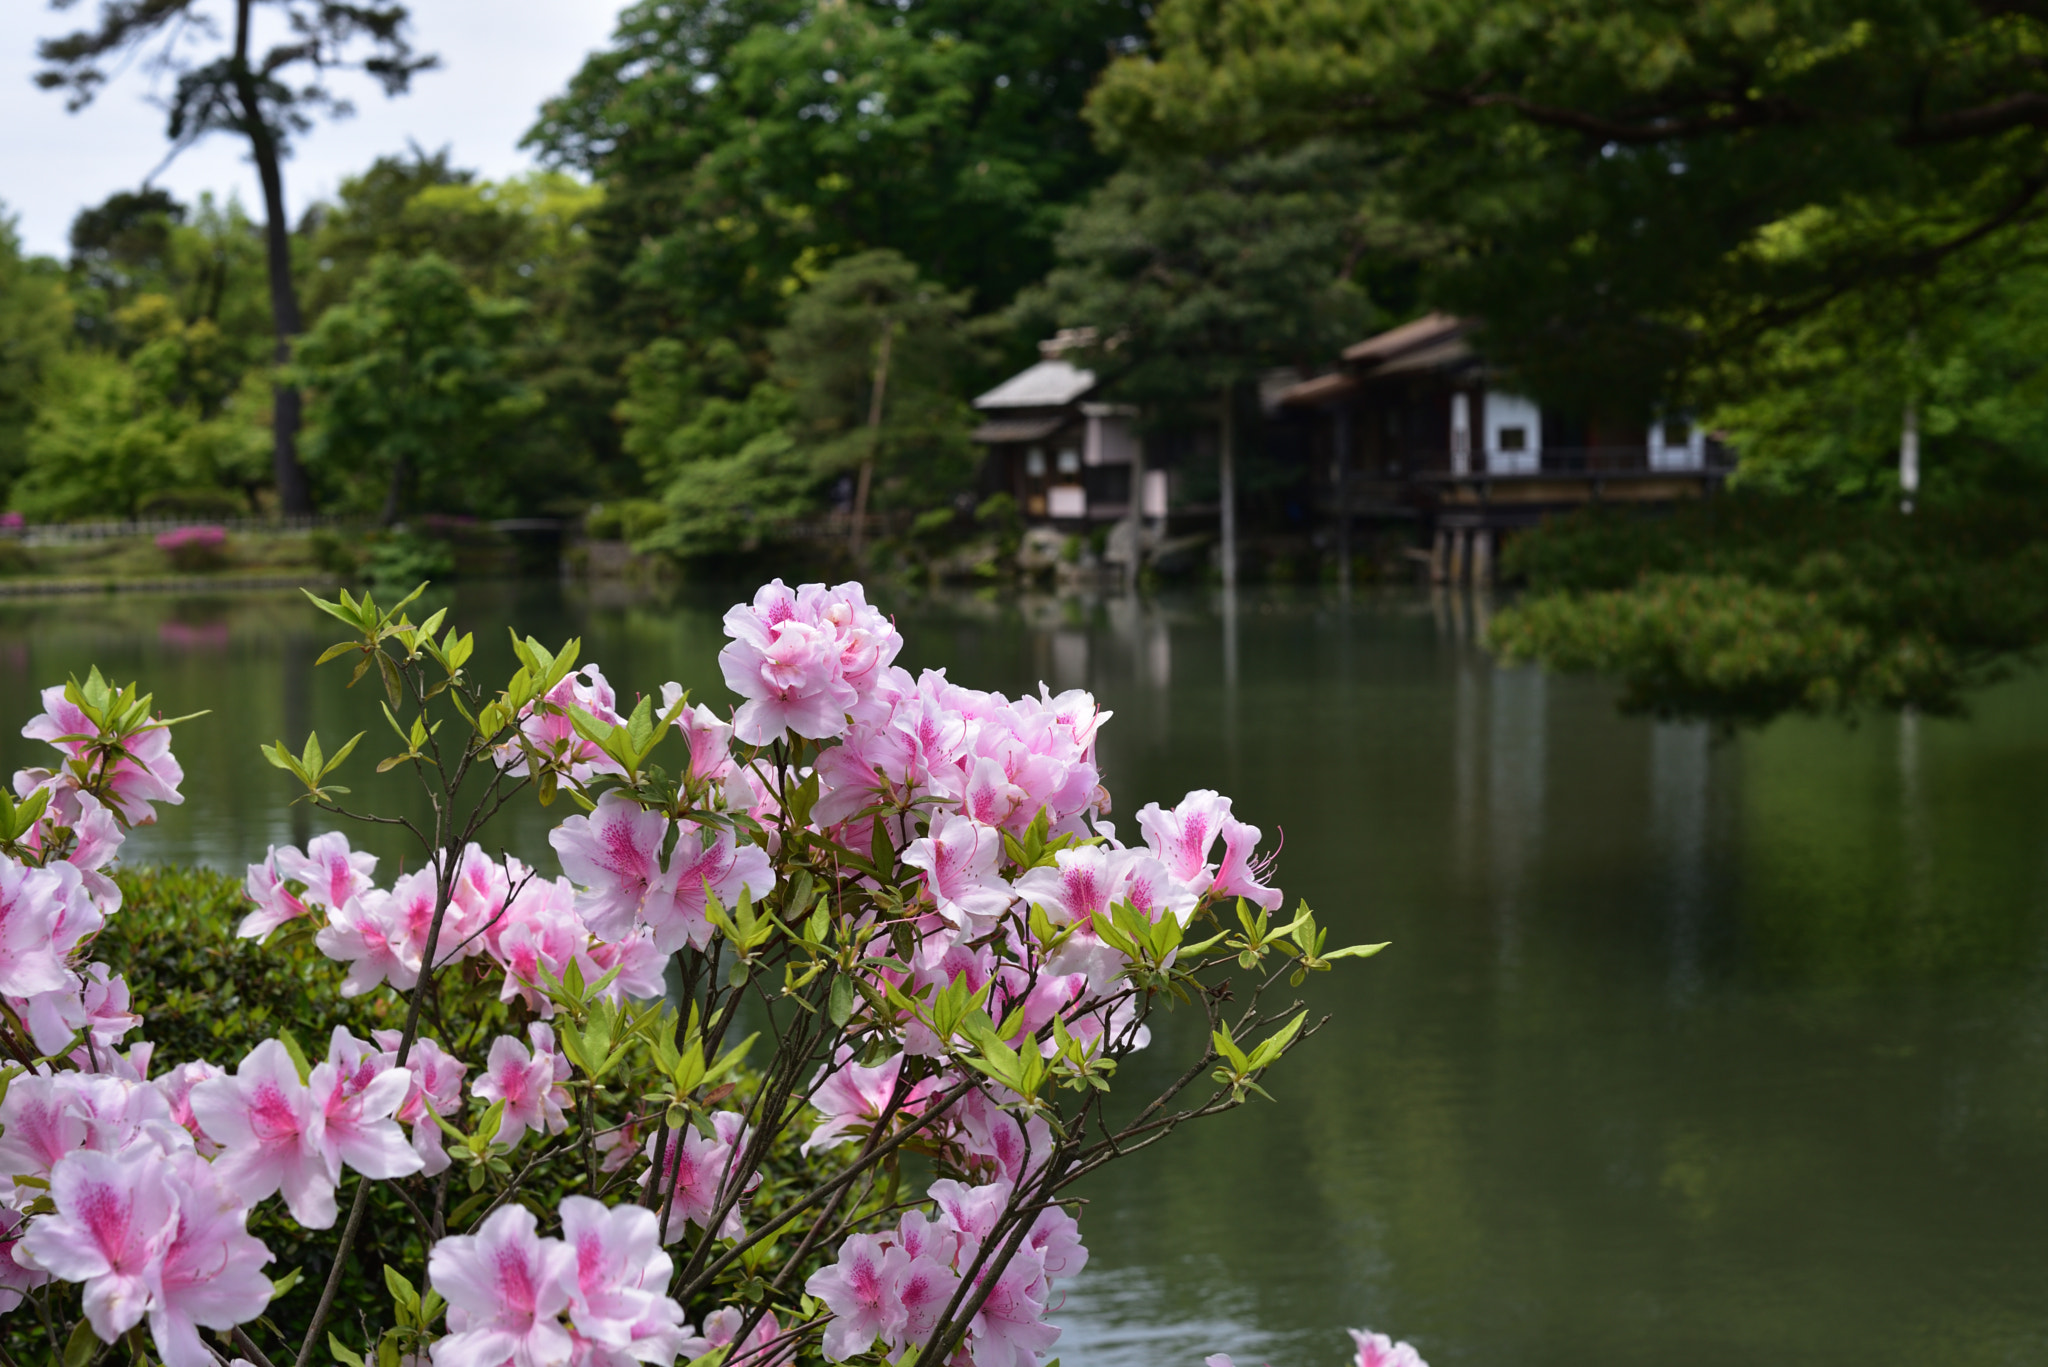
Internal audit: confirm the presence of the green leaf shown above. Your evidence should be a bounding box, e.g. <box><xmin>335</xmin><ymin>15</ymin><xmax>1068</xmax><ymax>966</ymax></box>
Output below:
<box><xmin>62</xmin><ymin>1317</ymin><xmax>99</xmax><ymax>1367</ymax></box>
<box><xmin>383</xmin><ymin>1264</ymin><xmax>421</xmax><ymax>1317</ymax></box>
<box><xmin>269</xmin><ymin>1266</ymin><xmax>303</xmax><ymax>1301</ymax></box>
<box><xmin>828</xmin><ymin>973</ymin><xmax>855</xmax><ymax>1027</ymax></box>
<box><xmin>329</xmin><ymin>1335</ymin><xmax>367</xmax><ymax>1367</ymax></box>
<box><xmin>1325</xmin><ymin>941</ymin><xmax>1391</xmax><ymax>961</ymax></box>
<box><xmin>278</xmin><ymin>1029</ymin><xmax>313</xmax><ymax>1084</ymax></box>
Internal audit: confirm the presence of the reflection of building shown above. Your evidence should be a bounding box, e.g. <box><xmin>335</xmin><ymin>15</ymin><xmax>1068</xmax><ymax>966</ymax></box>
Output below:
<box><xmin>1276</xmin><ymin>313</ymin><xmax>1733</xmax><ymax>582</ymax></box>
<box><xmin>970</xmin><ymin>337</ymin><xmax>1172</xmax><ymax>531</ymax></box>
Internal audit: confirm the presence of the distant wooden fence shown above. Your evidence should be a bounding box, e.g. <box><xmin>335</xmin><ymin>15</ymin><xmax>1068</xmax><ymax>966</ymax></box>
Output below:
<box><xmin>3</xmin><ymin>516</ymin><xmax>568</xmax><ymax>547</ymax></box>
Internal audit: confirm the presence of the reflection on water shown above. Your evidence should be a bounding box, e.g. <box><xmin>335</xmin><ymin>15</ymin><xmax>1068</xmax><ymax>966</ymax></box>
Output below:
<box><xmin>4</xmin><ymin>583</ymin><xmax>2048</xmax><ymax>1367</ymax></box>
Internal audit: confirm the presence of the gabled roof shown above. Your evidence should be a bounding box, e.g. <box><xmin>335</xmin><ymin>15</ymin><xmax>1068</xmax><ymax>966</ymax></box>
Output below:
<box><xmin>973</xmin><ymin>359</ymin><xmax>1096</xmax><ymax>410</ymax></box>
<box><xmin>1341</xmin><ymin>312</ymin><xmax>1465</xmax><ymax>365</ymax></box>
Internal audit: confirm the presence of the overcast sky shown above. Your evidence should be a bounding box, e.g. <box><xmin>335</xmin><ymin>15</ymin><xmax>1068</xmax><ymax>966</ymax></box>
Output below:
<box><xmin>2</xmin><ymin>0</ymin><xmax>625</xmax><ymax>259</ymax></box>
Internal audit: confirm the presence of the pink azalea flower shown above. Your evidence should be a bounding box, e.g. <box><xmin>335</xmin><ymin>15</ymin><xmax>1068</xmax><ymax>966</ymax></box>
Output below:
<box><xmin>967</xmin><ymin>1245</ymin><xmax>1059</xmax><ymax>1367</ymax></box>
<box><xmin>495</xmin><ymin>664</ymin><xmax>626</xmax><ymax>787</ymax></box>
<box><xmin>583</xmin><ymin>926</ymin><xmax>667</xmax><ymax>1004</ymax></box>
<box><xmin>699</xmin><ymin>1306</ymin><xmax>795</xmax><ymax>1367</ymax></box>
<box><xmin>471</xmin><ymin>1024</ymin><xmax>570</xmax><ymax>1149</ymax></box>
<box><xmin>316</xmin><ymin>890</ymin><xmax>418</xmax><ymax>996</ymax></box>
<box><xmin>427</xmin><ymin>1203</ymin><xmax>577</xmax><ymax>1367</ymax></box>
<box><xmin>900</xmin><ymin>814</ymin><xmax>1014</xmax><ymax>930</ymax></box>
<box><xmin>275</xmin><ymin>832</ymin><xmax>377</xmax><ymax>912</ymax></box>
<box><xmin>805</xmin><ymin>1233</ymin><xmax>900</xmax><ymax>1361</ymax></box>
<box><xmin>22</xmin><ymin>1147</ymin><xmax>175</xmax><ymax>1344</ymax></box>
<box><xmin>0</xmin><ymin>857</ymin><xmax>79</xmax><ymax>998</ymax></box>
<box><xmin>22</xmin><ymin>684</ymin><xmax>185</xmax><ymax>826</ymax></box>
<box><xmin>1350</xmin><ymin>1327</ymin><xmax>1429</xmax><ymax>1367</ymax></box>
<box><xmin>803</xmin><ymin>1049</ymin><xmax>906</xmax><ymax>1154</ymax></box>
<box><xmin>0</xmin><ymin>1073</ymin><xmax>89</xmax><ymax>1192</ymax></box>
<box><xmin>659</xmin><ymin>688</ymin><xmax>737</xmax><ymax>787</ymax></box>
<box><xmin>647</xmin><ymin>823</ymin><xmax>774</xmax><ymax>953</ymax></box>
<box><xmin>0</xmin><ymin>1207</ymin><xmax>49</xmax><ymax>1311</ymax></box>
<box><xmin>154</xmin><ymin>1061</ymin><xmax>225</xmax><ymax>1156</ymax></box>
<box><xmin>549</xmin><ymin>792</ymin><xmax>667</xmax><ymax>945</ymax></box>
<box><xmin>16</xmin><ymin>961</ymin><xmax>143</xmax><ymax>1057</ymax></box>
<box><xmin>642</xmin><ymin>1113</ymin><xmax>749</xmax><ymax>1243</ymax></box>
<box><xmin>15</xmin><ymin>782</ymin><xmax>126</xmax><ymax>912</ymax></box>
<box><xmin>237</xmin><ymin>845</ymin><xmax>310</xmax><ymax>939</ymax></box>
<box><xmin>314</xmin><ymin>1027</ymin><xmax>424</xmax><ymax>1183</ymax></box>
<box><xmin>372</xmin><ymin>1031</ymin><xmax>469</xmax><ymax>1176</ymax></box>
<box><xmin>191</xmin><ymin>1035</ymin><xmax>416</xmax><ymax>1230</ymax></box>
<box><xmin>558</xmin><ymin>1195</ymin><xmax>689</xmax><ymax>1365</ymax></box>
<box><xmin>924</xmin><ymin>1179</ymin><xmax>1009</xmax><ymax>1263</ymax></box>
<box><xmin>1212</xmin><ymin>817</ymin><xmax>1283</xmax><ymax>912</ymax></box>
<box><xmin>147</xmin><ymin>1149</ymin><xmax>274</xmax><ymax>1367</ymax></box>
<box><xmin>1136</xmin><ymin>789</ymin><xmax>1234</xmax><ymax>893</ymax></box>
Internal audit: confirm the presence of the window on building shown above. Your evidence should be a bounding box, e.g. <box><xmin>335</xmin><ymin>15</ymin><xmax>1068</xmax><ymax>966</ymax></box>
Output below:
<box><xmin>1025</xmin><ymin>447</ymin><xmax>1047</xmax><ymax>478</ymax></box>
<box><xmin>1498</xmin><ymin>426</ymin><xmax>1528</xmax><ymax>452</ymax></box>
<box><xmin>1056</xmin><ymin>448</ymin><xmax>1081</xmax><ymax>475</ymax></box>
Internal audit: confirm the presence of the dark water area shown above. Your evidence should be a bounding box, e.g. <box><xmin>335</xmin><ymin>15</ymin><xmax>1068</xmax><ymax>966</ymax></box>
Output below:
<box><xmin>2</xmin><ymin>581</ymin><xmax>2046</xmax><ymax>1367</ymax></box>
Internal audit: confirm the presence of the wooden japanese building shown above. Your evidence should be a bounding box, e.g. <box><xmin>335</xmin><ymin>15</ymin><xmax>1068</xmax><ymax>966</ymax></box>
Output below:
<box><xmin>1276</xmin><ymin>314</ymin><xmax>1732</xmax><ymax>582</ymax></box>
<box><xmin>969</xmin><ymin>339</ymin><xmax>1169</xmax><ymax>531</ymax></box>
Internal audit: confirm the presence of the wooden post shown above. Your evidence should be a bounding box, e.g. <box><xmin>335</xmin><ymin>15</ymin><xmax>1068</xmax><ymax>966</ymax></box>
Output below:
<box><xmin>1899</xmin><ymin>396</ymin><xmax>1920</xmax><ymax>515</ymax></box>
<box><xmin>1472</xmin><ymin>527</ymin><xmax>1494</xmax><ymax>587</ymax></box>
<box><xmin>850</xmin><ymin>320</ymin><xmax>894</xmax><ymax>559</ymax></box>
<box><xmin>1333</xmin><ymin>404</ymin><xmax>1353</xmax><ymax>593</ymax></box>
<box><xmin>1430</xmin><ymin>528</ymin><xmax>1447</xmax><ymax>584</ymax></box>
<box><xmin>1218</xmin><ymin>381</ymin><xmax>1237</xmax><ymax>590</ymax></box>
<box><xmin>1125</xmin><ymin>427</ymin><xmax>1145</xmax><ymax>592</ymax></box>
<box><xmin>1450</xmin><ymin>528</ymin><xmax>1469</xmax><ymax>586</ymax></box>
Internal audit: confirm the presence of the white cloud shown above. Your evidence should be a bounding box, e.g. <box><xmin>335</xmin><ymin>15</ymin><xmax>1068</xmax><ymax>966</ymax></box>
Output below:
<box><xmin>1</xmin><ymin>0</ymin><xmax>624</xmax><ymax>258</ymax></box>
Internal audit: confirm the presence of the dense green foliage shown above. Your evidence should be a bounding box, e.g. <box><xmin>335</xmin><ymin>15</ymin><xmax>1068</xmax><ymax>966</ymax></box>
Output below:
<box><xmin>1088</xmin><ymin>0</ymin><xmax>2048</xmax><ymax>418</ymax></box>
<box><xmin>294</xmin><ymin>252</ymin><xmax>537</xmax><ymax>520</ymax></box>
<box><xmin>1489</xmin><ymin>496</ymin><xmax>2048</xmax><ymax>722</ymax></box>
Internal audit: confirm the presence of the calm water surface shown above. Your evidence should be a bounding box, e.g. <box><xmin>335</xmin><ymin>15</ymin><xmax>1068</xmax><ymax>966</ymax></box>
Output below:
<box><xmin>2</xmin><ymin>582</ymin><xmax>2045</xmax><ymax>1367</ymax></box>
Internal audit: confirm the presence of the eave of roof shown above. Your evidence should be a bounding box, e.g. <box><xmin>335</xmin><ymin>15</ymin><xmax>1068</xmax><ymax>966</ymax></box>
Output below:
<box><xmin>970</xmin><ymin>415</ymin><xmax>1069</xmax><ymax>444</ymax></box>
<box><xmin>1275</xmin><ymin>371</ymin><xmax>1361</xmax><ymax>407</ymax></box>
<box><xmin>1341</xmin><ymin>311</ymin><xmax>1465</xmax><ymax>365</ymax></box>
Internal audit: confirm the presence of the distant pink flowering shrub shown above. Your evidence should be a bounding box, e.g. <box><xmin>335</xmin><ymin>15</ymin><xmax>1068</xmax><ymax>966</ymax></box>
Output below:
<box><xmin>154</xmin><ymin>525</ymin><xmax>228</xmax><ymax>571</ymax></box>
<box><xmin>1205</xmin><ymin>1327</ymin><xmax>1430</xmax><ymax>1367</ymax></box>
<box><xmin>0</xmin><ymin>580</ymin><xmax>1386</xmax><ymax>1367</ymax></box>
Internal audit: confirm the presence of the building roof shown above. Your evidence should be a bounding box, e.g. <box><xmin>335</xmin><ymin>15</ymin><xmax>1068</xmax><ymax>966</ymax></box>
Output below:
<box><xmin>1341</xmin><ymin>312</ymin><xmax>1465</xmax><ymax>365</ymax></box>
<box><xmin>969</xmin><ymin>415</ymin><xmax>1069</xmax><ymax>444</ymax></box>
<box><xmin>1274</xmin><ymin>371</ymin><xmax>1361</xmax><ymax>408</ymax></box>
<box><xmin>1371</xmin><ymin>334</ymin><xmax>1475</xmax><ymax>376</ymax></box>
<box><xmin>972</xmin><ymin>359</ymin><xmax>1096</xmax><ymax>410</ymax></box>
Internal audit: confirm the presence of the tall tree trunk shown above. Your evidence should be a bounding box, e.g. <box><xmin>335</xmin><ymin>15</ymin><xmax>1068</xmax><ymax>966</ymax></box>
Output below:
<box><xmin>232</xmin><ymin>0</ymin><xmax>312</xmax><ymax>515</ymax></box>
<box><xmin>850</xmin><ymin>321</ymin><xmax>893</xmax><ymax>560</ymax></box>
<box><xmin>1218</xmin><ymin>380</ymin><xmax>1237</xmax><ymax>591</ymax></box>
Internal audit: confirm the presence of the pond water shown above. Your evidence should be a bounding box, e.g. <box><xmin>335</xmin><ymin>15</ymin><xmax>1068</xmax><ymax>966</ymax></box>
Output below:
<box><xmin>3</xmin><ymin>581</ymin><xmax>2046</xmax><ymax>1367</ymax></box>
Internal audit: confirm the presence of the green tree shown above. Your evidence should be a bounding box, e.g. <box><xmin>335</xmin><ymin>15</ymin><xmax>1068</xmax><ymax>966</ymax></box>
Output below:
<box><xmin>639</xmin><ymin>250</ymin><xmax>973</xmax><ymax>557</ymax></box>
<box><xmin>530</xmin><ymin>0</ymin><xmax>1146</xmax><ymax>329</ymax></box>
<box><xmin>293</xmin><ymin>252</ymin><xmax>536</xmax><ymax>522</ymax></box>
<box><xmin>0</xmin><ymin>210</ymin><xmax>72</xmax><ymax>497</ymax></box>
<box><xmin>1018</xmin><ymin>143</ymin><xmax>1373</xmax><ymax>581</ymax></box>
<box><xmin>1088</xmin><ymin>0</ymin><xmax>2048</xmax><ymax>419</ymax></box>
<box><xmin>38</xmin><ymin>0</ymin><xmax>437</xmax><ymax>512</ymax></box>
<box><xmin>303</xmin><ymin>153</ymin><xmax>623</xmax><ymax>508</ymax></box>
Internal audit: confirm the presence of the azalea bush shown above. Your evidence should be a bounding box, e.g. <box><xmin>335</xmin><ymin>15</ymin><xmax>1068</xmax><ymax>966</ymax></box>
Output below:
<box><xmin>0</xmin><ymin>577</ymin><xmax>1384</xmax><ymax>1367</ymax></box>
<box><xmin>155</xmin><ymin>525</ymin><xmax>229</xmax><ymax>572</ymax></box>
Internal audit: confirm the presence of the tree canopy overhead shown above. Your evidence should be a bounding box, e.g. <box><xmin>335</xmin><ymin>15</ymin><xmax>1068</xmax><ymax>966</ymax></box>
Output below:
<box><xmin>1088</xmin><ymin>0</ymin><xmax>2048</xmax><ymax>414</ymax></box>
